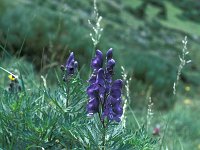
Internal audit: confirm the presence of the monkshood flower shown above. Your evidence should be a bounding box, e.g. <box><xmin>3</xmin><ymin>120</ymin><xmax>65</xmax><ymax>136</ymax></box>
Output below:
<box><xmin>88</xmin><ymin>50</ymin><xmax>103</xmax><ymax>84</ymax></box>
<box><xmin>87</xmin><ymin>48</ymin><xmax>123</xmax><ymax>122</ymax></box>
<box><xmin>102</xmin><ymin>79</ymin><xmax>123</xmax><ymax>122</ymax></box>
<box><xmin>61</xmin><ymin>52</ymin><xmax>78</xmax><ymax>81</ymax></box>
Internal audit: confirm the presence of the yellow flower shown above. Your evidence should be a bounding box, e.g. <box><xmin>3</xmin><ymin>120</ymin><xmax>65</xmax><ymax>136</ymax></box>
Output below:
<box><xmin>8</xmin><ymin>74</ymin><xmax>16</xmax><ymax>81</ymax></box>
<box><xmin>185</xmin><ymin>86</ymin><xmax>190</xmax><ymax>92</ymax></box>
<box><xmin>183</xmin><ymin>99</ymin><xmax>192</xmax><ymax>105</ymax></box>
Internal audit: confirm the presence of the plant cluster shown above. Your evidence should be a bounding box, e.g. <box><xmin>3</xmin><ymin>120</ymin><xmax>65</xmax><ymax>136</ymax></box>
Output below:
<box><xmin>0</xmin><ymin>49</ymin><xmax>156</xmax><ymax>149</ymax></box>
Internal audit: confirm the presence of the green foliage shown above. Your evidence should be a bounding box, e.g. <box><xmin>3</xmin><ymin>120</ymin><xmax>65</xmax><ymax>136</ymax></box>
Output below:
<box><xmin>0</xmin><ymin>0</ymin><xmax>200</xmax><ymax>149</ymax></box>
<box><xmin>1</xmin><ymin>0</ymin><xmax>200</xmax><ymax>109</ymax></box>
<box><xmin>0</xmin><ymin>57</ymin><xmax>156</xmax><ymax>149</ymax></box>
<box><xmin>0</xmin><ymin>0</ymin><xmax>92</xmax><ymax>72</ymax></box>
<box><xmin>130</xmin><ymin>52</ymin><xmax>176</xmax><ymax>109</ymax></box>
<box><xmin>0</xmin><ymin>74</ymin><xmax>87</xmax><ymax>149</ymax></box>
<box><xmin>167</xmin><ymin>0</ymin><xmax>200</xmax><ymax>23</ymax></box>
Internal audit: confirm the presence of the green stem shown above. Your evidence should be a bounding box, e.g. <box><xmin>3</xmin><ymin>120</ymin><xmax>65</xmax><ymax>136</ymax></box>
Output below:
<box><xmin>102</xmin><ymin>120</ymin><xmax>106</xmax><ymax>150</ymax></box>
<box><xmin>128</xmin><ymin>105</ymin><xmax>141</xmax><ymax>129</ymax></box>
<box><xmin>97</xmin><ymin>111</ymin><xmax>106</xmax><ymax>150</ymax></box>
<box><xmin>66</xmin><ymin>81</ymin><xmax>70</xmax><ymax>107</ymax></box>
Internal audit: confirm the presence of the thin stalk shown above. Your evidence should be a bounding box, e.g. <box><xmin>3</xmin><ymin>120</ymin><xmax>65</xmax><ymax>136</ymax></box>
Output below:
<box><xmin>66</xmin><ymin>81</ymin><xmax>70</xmax><ymax>107</ymax></box>
<box><xmin>98</xmin><ymin>108</ymin><xmax>106</xmax><ymax>150</ymax></box>
<box><xmin>128</xmin><ymin>105</ymin><xmax>141</xmax><ymax>128</ymax></box>
<box><xmin>0</xmin><ymin>66</ymin><xmax>18</xmax><ymax>78</ymax></box>
<box><xmin>102</xmin><ymin>120</ymin><xmax>106</xmax><ymax>150</ymax></box>
<box><xmin>159</xmin><ymin>116</ymin><xmax>170</xmax><ymax>150</ymax></box>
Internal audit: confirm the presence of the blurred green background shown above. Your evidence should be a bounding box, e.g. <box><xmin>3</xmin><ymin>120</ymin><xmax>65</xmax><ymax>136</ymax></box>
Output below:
<box><xmin>0</xmin><ymin>0</ymin><xmax>200</xmax><ymax>148</ymax></box>
<box><xmin>1</xmin><ymin>0</ymin><xmax>200</xmax><ymax>108</ymax></box>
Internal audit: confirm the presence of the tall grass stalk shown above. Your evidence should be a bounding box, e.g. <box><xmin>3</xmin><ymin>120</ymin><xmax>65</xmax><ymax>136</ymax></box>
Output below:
<box><xmin>121</xmin><ymin>66</ymin><xmax>141</xmax><ymax>129</ymax></box>
<box><xmin>88</xmin><ymin>0</ymin><xmax>103</xmax><ymax>54</ymax></box>
<box><xmin>146</xmin><ymin>97</ymin><xmax>153</xmax><ymax>133</ymax></box>
<box><xmin>0</xmin><ymin>66</ymin><xmax>18</xmax><ymax>78</ymax></box>
<box><xmin>173</xmin><ymin>36</ymin><xmax>191</xmax><ymax>95</ymax></box>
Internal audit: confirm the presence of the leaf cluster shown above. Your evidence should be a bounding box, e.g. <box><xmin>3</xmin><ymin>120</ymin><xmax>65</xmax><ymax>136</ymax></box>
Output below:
<box><xmin>0</xmin><ymin>73</ymin><xmax>156</xmax><ymax>149</ymax></box>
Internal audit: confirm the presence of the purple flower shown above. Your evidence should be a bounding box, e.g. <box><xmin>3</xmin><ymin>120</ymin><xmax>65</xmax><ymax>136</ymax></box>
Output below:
<box><xmin>102</xmin><ymin>79</ymin><xmax>123</xmax><ymax>122</ymax></box>
<box><xmin>87</xmin><ymin>84</ymin><xmax>99</xmax><ymax>116</ymax></box>
<box><xmin>106</xmin><ymin>48</ymin><xmax>113</xmax><ymax>61</ymax></box>
<box><xmin>91</xmin><ymin>50</ymin><xmax>103</xmax><ymax>71</ymax></box>
<box><xmin>66</xmin><ymin>52</ymin><xmax>78</xmax><ymax>75</ymax></box>
<box><xmin>96</xmin><ymin>68</ymin><xmax>106</xmax><ymax>101</ymax></box>
<box><xmin>89</xmin><ymin>50</ymin><xmax>103</xmax><ymax>84</ymax></box>
<box><xmin>61</xmin><ymin>52</ymin><xmax>78</xmax><ymax>81</ymax></box>
<box><xmin>87</xmin><ymin>48</ymin><xmax>123</xmax><ymax>122</ymax></box>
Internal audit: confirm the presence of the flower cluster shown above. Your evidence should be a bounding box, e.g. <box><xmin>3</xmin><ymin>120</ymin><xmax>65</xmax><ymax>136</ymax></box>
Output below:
<box><xmin>61</xmin><ymin>52</ymin><xmax>78</xmax><ymax>81</ymax></box>
<box><xmin>87</xmin><ymin>48</ymin><xmax>123</xmax><ymax>122</ymax></box>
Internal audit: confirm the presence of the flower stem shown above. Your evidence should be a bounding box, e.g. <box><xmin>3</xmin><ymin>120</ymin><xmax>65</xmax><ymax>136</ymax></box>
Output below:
<box><xmin>98</xmin><ymin>111</ymin><xmax>106</xmax><ymax>150</ymax></box>
<box><xmin>102</xmin><ymin>120</ymin><xmax>106</xmax><ymax>150</ymax></box>
<box><xmin>66</xmin><ymin>82</ymin><xmax>69</xmax><ymax>107</ymax></box>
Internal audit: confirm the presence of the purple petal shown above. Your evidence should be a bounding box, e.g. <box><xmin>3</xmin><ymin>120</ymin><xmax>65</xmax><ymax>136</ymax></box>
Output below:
<box><xmin>110</xmin><ymin>89</ymin><xmax>121</xmax><ymax>99</ymax></box>
<box><xmin>91</xmin><ymin>50</ymin><xmax>103</xmax><ymax>70</ymax></box>
<box><xmin>87</xmin><ymin>98</ymin><xmax>99</xmax><ymax>114</ymax></box>
<box><xmin>106</xmin><ymin>59</ymin><xmax>115</xmax><ymax>71</ymax></box>
<box><xmin>66</xmin><ymin>52</ymin><xmax>74</xmax><ymax>67</ymax></box>
<box><xmin>106</xmin><ymin>48</ymin><xmax>113</xmax><ymax>61</ymax></box>
<box><xmin>96</xmin><ymin>50</ymin><xmax>103</xmax><ymax>60</ymax></box>
<box><xmin>88</xmin><ymin>74</ymin><xmax>97</xmax><ymax>84</ymax></box>
<box><xmin>113</xmin><ymin>105</ymin><xmax>123</xmax><ymax>115</ymax></box>
<box><xmin>87</xmin><ymin>84</ymin><xmax>98</xmax><ymax>98</ymax></box>
<box><xmin>64</xmin><ymin>52</ymin><xmax>78</xmax><ymax>75</ymax></box>
<box><xmin>110</xmin><ymin>96</ymin><xmax>121</xmax><ymax>105</ymax></box>
<box><xmin>112</xmin><ymin>79</ymin><xmax>123</xmax><ymax>90</ymax></box>
<box><xmin>96</xmin><ymin>68</ymin><xmax>105</xmax><ymax>86</ymax></box>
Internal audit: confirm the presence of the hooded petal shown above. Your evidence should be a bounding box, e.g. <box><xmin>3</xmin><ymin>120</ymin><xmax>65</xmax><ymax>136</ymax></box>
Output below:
<box><xmin>91</xmin><ymin>50</ymin><xmax>103</xmax><ymax>70</ymax></box>
<box><xmin>106</xmin><ymin>48</ymin><xmax>113</xmax><ymax>61</ymax></box>
<box><xmin>66</xmin><ymin>52</ymin><xmax>74</xmax><ymax>68</ymax></box>
<box><xmin>87</xmin><ymin>98</ymin><xmax>99</xmax><ymax>115</ymax></box>
<box><xmin>112</xmin><ymin>79</ymin><xmax>123</xmax><ymax>90</ymax></box>
<box><xmin>88</xmin><ymin>74</ymin><xmax>97</xmax><ymax>84</ymax></box>
<box><xmin>64</xmin><ymin>52</ymin><xmax>78</xmax><ymax>75</ymax></box>
<box><xmin>96</xmin><ymin>68</ymin><xmax>106</xmax><ymax>100</ymax></box>
<box><xmin>110</xmin><ymin>89</ymin><xmax>121</xmax><ymax>99</ymax></box>
<box><xmin>113</xmin><ymin>105</ymin><xmax>123</xmax><ymax>115</ymax></box>
<box><xmin>106</xmin><ymin>59</ymin><xmax>115</xmax><ymax>72</ymax></box>
<box><xmin>87</xmin><ymin>84</ymin><xmax>98</xmax><ymax>98</ymax></box>
<box><xmin>109</xmin><ymin>79</ymin><xmax>123</xmax><ymax>98</ymax></box>
<box><xmin>96</xmin><ymin>68</ymin><xmax>105</xmax><ymax>86</ymax></box>
<box><xmin>110</xmin><ymin>96</ymin><xmax>121</xmax><ymax>105</ymax></box>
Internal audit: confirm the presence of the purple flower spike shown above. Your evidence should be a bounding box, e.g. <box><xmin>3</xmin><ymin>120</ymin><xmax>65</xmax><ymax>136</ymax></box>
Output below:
<box><xmin>66</xmin><ymin>52</ymin><xmax>78</xmax><ymax>75</ymax></box>
<box><xmin>61</xmin><ymin>52</ymin><xmax>78</xmax><ymax>81</ymax></box>
<box><xmin>102</xmin><ymin>79</ymin><xmax>123</xmax><ymax>122</ymax></box>
<box><xmin>105</xmin><ymin>49</ymin><xmax>115</xmax><ymax>86</ymax></box>
<box><xmin>87</xmin><ymin>48</ymin><xmax>123</xmax><ymax>123</ymax></box>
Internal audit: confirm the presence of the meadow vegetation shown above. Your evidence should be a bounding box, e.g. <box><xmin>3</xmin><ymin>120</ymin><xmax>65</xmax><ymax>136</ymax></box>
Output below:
<box><xmin>0</xmin><ymin>0</ymin><xmax>200</xmax><ymax>149</ymax></box>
